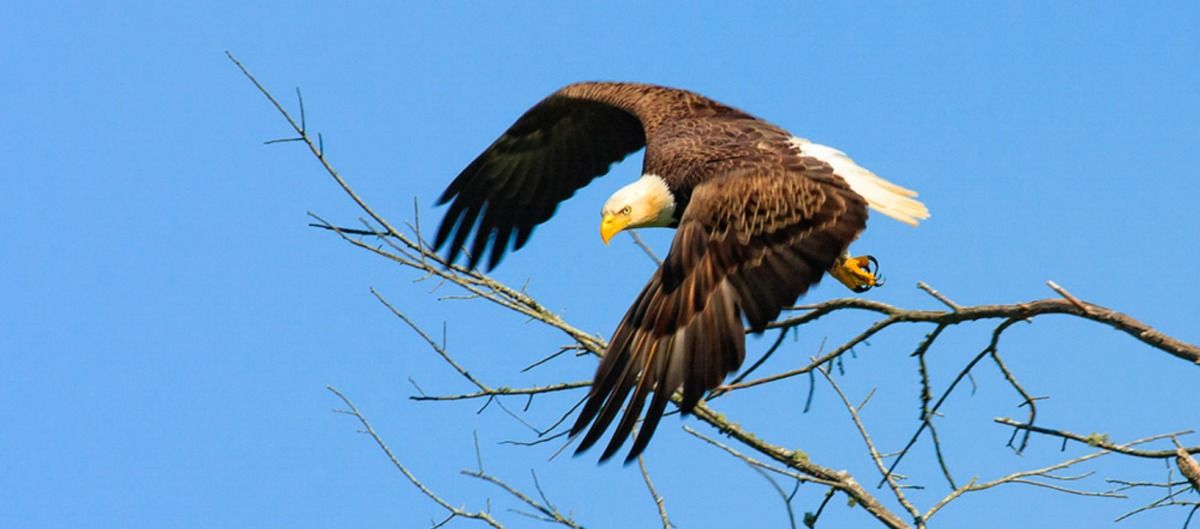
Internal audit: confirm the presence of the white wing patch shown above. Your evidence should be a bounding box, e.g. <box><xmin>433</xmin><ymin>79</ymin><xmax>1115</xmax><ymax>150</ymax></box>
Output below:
<box><xmin>789</xmin><ymin>137</ymin><xmax>929</xmax><ymax>226</ymax></box>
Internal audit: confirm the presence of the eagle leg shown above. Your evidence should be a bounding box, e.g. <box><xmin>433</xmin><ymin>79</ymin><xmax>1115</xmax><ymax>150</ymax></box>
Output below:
<box><xmin>829</xmin><ymin>254</ymin><xmax>884</xmax><ymax>293</ymax></box>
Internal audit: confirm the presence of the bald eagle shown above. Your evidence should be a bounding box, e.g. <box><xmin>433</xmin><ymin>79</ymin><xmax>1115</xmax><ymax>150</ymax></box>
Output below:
<box><xmin>434</xmin><ymin>82</ymin><xmax>928</xmax><ymax>463</ymax></box>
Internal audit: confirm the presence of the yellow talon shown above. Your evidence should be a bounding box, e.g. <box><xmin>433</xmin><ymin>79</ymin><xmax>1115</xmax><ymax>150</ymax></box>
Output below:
<box><xmin>830</xmin><ymin>255</ymin><xmax>883</xmax><ymax>293</ymax></box>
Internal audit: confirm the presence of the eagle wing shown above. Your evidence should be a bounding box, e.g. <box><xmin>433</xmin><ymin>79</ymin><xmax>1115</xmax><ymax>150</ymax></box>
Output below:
<box><xmin>435</xmin><ymin>92</ymin><xmax>646</xmax><ymax>270</ymax></box>
<box><xmin>570</xmin><ymin>159</ymin><xmax>869</xmax><ymax>463</ymax></box>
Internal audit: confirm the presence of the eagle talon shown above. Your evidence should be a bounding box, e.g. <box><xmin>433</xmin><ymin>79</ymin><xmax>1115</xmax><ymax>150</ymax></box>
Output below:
<box><xmin>866</xmin><ymin>256</ymin><xmax>885</xmax><ymax>288</ymax></box>
<box><xmin>831</xmin><ymin>254</ymin><xmax>883</xmax><ymax>293</ymax></box>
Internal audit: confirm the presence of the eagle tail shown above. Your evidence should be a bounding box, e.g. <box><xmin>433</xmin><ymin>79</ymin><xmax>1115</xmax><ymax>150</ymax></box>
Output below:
<box><xmin>789</xmin><ymin>137</ymin><xmax>930</xmax><ymax>226</ymax></box>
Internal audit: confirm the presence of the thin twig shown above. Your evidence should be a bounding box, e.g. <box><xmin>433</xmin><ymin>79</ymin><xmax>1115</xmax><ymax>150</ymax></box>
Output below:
<box><xmin>409</xmin><ymin>381</ymin><xmax>591</xmax><ymax>402</ymax></box>
<box><xmin>637</xmin><ymin>456</ymin><xmax>671</xmax><ymax>529</ymax></box>
<box><xmin>994</xmin><ymin>418</ymin><xmax>1199</xmax><ymax>458</ymax></box>
<box><xmin>989</xmin><ymin>348</ymin><xmax>1039</xmax><ymax>454</ymax></box>
<box><xmin>683</xmin><ymin>426</ymin><xmax>838</xmax><ymax>487</ymax></box>
<box><xmin>461</xmin><ymin>469</ymin><xmax>584</xmax><ymax>529</ymax></box>
<box><xmin>817</xmin><ymin>366</ymin><xmax>921</xmax><ymax>521</ymax></box>
<box><xmin>804</xmin><ymin>488</ymin><xmax>837</xmax><ymax>528</ymax></box>
<box><xmin>627</xmin><ymin>231</ymin><xmax>662</xmax><ymax>266</ymax></box>
<box><xmin>884</xmin><ymin>318</ymin><xmax>1022</xmax><ymax>487</ymax></box>
<box><xmin>917</xmin><ymin>281</ymin><xmax>960</xmax><ymax>311</ymax></box>
<box><xmin>925</xmin><ymin>429</ymin><xmax>1185</xmax><ymax>522</ymax></box>
<box><xmin>326</xmin><ymin>386</ymin><xmax>506</xmax><ymax>528</ymax></box>
<box><xmin>1046</xmin><ymin>280</ymin><xmax>1092</xmax><ymax>315</ymax></box>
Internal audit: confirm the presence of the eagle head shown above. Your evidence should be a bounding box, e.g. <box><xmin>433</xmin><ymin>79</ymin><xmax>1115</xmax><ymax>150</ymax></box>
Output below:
<box><xmin>600</xmin><ymin>174</ymin><xmax>677</xmax><ymax>244</ymax></box>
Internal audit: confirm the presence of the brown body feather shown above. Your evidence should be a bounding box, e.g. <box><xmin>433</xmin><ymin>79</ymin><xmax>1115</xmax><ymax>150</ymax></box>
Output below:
<box><xmin>435</xmin><ymin>82</ymin><xmax>869</xmax><ymax>462</ymax></box>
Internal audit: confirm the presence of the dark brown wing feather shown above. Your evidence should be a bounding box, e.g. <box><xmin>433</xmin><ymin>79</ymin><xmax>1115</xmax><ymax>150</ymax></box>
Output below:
<box><xmin>434</xmin><ymin>93</ymin><xmax>645</xmax><ymax>270</ymax></box>
<box><xmin>570</xmin><ymin>163</ymin><xmax>868</xmax><ymax>463</ymax></box>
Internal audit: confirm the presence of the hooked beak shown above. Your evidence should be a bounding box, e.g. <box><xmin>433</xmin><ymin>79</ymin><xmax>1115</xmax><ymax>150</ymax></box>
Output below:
<box><xmin>600</xmin><ymin>213</ymin><xmax>630</xmax><ymax>245</ymax></box>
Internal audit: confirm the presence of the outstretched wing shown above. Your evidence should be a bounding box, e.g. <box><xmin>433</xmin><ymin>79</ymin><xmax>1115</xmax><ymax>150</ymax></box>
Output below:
<box><xmin>570</xmin><ymin>161</ymin><xmax>869</xmax><ymax>463</ymax></box>
<box><xmin>435</xmin><ymin>92</ymin><xmax>646</xmax><ymax>270</ymax></box>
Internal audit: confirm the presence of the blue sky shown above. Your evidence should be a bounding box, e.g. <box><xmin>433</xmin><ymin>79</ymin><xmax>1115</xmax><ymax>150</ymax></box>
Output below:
<box><xmin>3</xmin><ymin>2</ymin><xmax>1198</xmax><ymax>528</ymax></box>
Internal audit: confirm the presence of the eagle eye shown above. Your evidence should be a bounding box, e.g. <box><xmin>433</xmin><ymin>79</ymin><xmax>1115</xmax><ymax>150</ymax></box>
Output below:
<box><xmin>621</xmin><ymin>206</ymin><xmax>632</xmax><ymax>215</ymax></box>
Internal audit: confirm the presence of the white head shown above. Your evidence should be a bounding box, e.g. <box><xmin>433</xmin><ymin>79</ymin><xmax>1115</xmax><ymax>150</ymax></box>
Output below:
<box><xmin>600</xmin><ymin>174</ymin><xmax>677</xmax><ymax>244</ymax></box>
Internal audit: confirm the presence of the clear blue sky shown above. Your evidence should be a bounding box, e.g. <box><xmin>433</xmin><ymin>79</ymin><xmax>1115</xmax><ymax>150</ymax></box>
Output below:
<box><xmin>3</xmin><ymin>3</ymin><xmax>1198</xmax><ymax>528</ymax></box>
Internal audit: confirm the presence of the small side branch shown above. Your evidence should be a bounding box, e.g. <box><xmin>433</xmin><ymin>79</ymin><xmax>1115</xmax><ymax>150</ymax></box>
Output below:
<box><xmin>227</xmin><ymin>52</ymin><xmax>403</xmax><ymax>240</ymax></box>
<box><xmin>326</xmin><ymin>386</ymin><xmax>506</xmax><ymax>529</ymax></box>
<box><xmin>627</xmin><ymin>231</ymin><xmax>662</xmax><ymax>266</ymax></box>
<box><xmin>460</xmin><ymin>470</ymin><xmax>584</xmax><ymax>529</ymax></box>
<box><xmin>686</xmin><ymin>405</ymin><xmax>912</xmax><ymax>529</ymax></box>
<box><xmin>884</xmin><ymin>318</ymin><xmax>1021</xmax><ymax>487</ymax></box>
<box><xmin>817</xmin><ymin>366</ymin><xmax>921</xmax><ymax>522</ymax></box>
<box><xmin>917</xmin><ymin>281</ymin><xmax>960</xmax><ymax>311</ymax></box>
<box><xmin>924</xmin><ymin>429</ymin><xmax>1187</xmax><ymax>523</ymax></box>
<box><xmin>409</xmin><ymin>381</ymin><xmax>591</xmax><ymax>402</ymax></box>
<box><xmin>637</xmin><ymin>456</ymin><xmax>672</xmax><ymax>529</ymax></box>
<box><xmin>995</xmin><ymin>418</ymin><xmax>1198</xmax><ymax>459</ymax></box>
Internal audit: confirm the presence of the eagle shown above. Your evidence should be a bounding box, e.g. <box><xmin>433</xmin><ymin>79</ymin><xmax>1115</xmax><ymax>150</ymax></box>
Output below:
<box><xmin>434</xmin><ymin>82</ymin><xmax>928</xmax><ymax>463</ymax></box>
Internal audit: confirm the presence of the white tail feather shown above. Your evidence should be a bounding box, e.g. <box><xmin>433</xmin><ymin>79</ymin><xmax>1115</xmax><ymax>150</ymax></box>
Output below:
<box><xmin>789</xmin><ymin>137</ymin><xmax>929</xmax><ymax>226</ymax></box>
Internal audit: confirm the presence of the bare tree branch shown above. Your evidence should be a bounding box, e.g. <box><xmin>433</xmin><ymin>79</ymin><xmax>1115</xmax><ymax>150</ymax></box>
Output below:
<box><xmin>775</xmin><ymin>296</ymin><xmax>1199</xmax><ymax>366</ymax></box>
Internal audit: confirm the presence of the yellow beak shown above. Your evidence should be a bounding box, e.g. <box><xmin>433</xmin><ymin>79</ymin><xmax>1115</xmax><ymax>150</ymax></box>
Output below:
<box><xmin>600</xmin><ymin>213</ymin><xmax>630</xmax><ymax>245</ymax></box>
